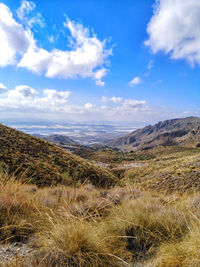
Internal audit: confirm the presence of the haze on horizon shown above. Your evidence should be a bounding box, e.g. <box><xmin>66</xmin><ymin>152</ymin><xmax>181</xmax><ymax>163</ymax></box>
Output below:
<box><xmin>0</xmin><ymin>0</ymin><xmax>200</xmax><ymax>125</ymax></box>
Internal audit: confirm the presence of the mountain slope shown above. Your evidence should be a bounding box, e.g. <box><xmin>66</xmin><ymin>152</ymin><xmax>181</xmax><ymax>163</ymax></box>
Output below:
<box><xmin>106</xmin><ymin>117</ymin><xmax>200</xmax><ymax>151</ymax></box>
<box><xmin>0</xmin><ymin>124</ymin><xmax>117</xmax><ymax>187</ymax></box>
<box><xmin>176</xmin><ymin>126</ymin><xmax>200</xmax><ymax>146</ymax></box>
<box><xmin>44</xmin><ymin>134</ymin><xmax>77</xmax><ymax>145</ymax></box>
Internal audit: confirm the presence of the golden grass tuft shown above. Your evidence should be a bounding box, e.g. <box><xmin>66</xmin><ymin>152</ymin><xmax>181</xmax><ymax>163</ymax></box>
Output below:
<box><xmin>147</xmin><ymin>219</ymin><xmax>200</xmax><ymax>267</ymax></box>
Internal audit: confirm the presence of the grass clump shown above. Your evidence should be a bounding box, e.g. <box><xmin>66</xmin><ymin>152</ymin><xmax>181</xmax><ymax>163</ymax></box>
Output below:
<box><xmin>100</xmin><ymin>195</ymin><xmax>189</xmax><ymax>262</ymax></box>
<box><xmin>0</xmin><ymin>172</ymin><xmax>37</xmax><ymax>242</ymax></box>
<box><xmin>147</xmin><ymin>220</ymin><xmax>200</xmax><ymax>267</ymax></box>
<box><xmin>37</xmin><ymin>213</ymin><xmax>122</xmax><ymax>267</ymax></box>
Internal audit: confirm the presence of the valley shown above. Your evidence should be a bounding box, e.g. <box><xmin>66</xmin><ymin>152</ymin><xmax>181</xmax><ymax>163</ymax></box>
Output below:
<box><xmin>0</xmin><ymin>117</ymin><xmax>200</xmax><ymax>266</ymax></box>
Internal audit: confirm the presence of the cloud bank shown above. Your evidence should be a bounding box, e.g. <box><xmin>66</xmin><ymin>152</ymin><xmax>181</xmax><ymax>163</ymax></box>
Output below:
<box><xmin>0</xmin><ymin>82</ymin><xmax>172</xmax><ymax>122</ymax></box>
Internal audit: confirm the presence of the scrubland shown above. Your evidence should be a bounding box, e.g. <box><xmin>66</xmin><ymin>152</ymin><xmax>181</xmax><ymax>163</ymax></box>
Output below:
<box><xmin>1</xmin><ymin>146</ymin><xmax>200</xmax><ymax>266</ymax></box>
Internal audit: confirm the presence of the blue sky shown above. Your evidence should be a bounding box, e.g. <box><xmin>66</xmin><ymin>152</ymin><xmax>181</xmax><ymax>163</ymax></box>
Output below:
<box><xmin>0</xmin><ymin>0</ymin><xmax>200</xmax><ymax>124</ymax></box>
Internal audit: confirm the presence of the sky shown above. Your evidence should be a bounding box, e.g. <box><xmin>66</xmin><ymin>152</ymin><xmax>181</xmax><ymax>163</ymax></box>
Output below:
<box><xmin>0</xmin><ymin>0</ymin><xmax>200</xmax><ymax>125</ymax></box>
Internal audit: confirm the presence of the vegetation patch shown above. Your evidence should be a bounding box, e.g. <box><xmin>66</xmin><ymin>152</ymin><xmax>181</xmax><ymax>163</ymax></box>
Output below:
<box><xmin>0</xmin><ymin>124</ymin><xmax>117</xmax><ymax>187</ymax></box>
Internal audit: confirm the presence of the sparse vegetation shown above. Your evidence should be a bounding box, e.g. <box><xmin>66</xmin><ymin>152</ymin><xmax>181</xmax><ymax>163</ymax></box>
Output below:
<box><xmin>122</xmin><ymin>146</ymin><xmax>200</xmax><ymax>193</ymax></box>
<box><xmin>0</xmin><ymin>164</ymin><xmax>200</xmax><ymax>266</ymax></box>
<box><xmin>74</xmin><ymin>148</ymin><xmax>155</xmax><ymax>164</ymax></box>
<box><xmin>0</xmin><ymin>124</ymin><xmax>117</xmax><ymax>187</ymax></box>
<box><xmin>1</xmin><ymin>123</ymin><xmax>200</xmax><ymax>266</ymax></box>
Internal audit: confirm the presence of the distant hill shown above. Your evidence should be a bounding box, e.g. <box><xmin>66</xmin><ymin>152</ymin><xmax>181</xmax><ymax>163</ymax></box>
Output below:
<box><xmin>0</xmin><ymin>124</ymin><xmax>117</xmax><ymax>187</ymax></box>
<box><xmin>44</xmin><ymin>134</ymin><xmax>77</xmax><ymax>145</ymax></box>
<box><xmin>39</xmin><ymin>134</ymin><xmax>98</xmax><ymax>154</ymax></box>
<box><xmin>106</xmin><ymin>117</ymin><xmax>200</xmax><ymax>151</ymax></box>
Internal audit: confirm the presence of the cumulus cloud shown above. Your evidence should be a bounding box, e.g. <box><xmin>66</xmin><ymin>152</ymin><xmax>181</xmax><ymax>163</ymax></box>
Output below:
<box><xmin>129</xmin><ymin>77</ymin><xmax>143</xmax><ymax>87</ymax></box>
<box><xmin>0</xmin><ymin>3</ymin><xmax>112</xmax><ymax>85</ymax></box>
<box><xmin>0</xmin><ymin>3</ymin><xmax>32</xmax><ymax>66</ymax></box>
<box><xmin>145</xmin><ymin>0</ymin><xmax>200</xmax><ymax>66</ymax></box>
<box><xmin>0</xmin><ymin>84</ymin><xmax>71</xmax><ymax>111</ymax></box>
<box><xmin>11</xmin><ymin>85</ymin><xmax>38</xmax><ymax>98</ymax></box>
<box><xmin>18</xmin><ymin>18</ymin><xmax>112</xmax><ymax>85</ymax></box>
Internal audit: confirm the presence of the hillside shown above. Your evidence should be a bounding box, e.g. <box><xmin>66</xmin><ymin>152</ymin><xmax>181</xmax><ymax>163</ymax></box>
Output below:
<box><xmin>123</xmin><ymin>146</ymin><xmax>200</xmax><ymax>193</ymax></box>
<box><xmin>106</xmin><ymin>116</ymin><xmax>200</xmax><ymax>151</ymax></box>
<box><xmin>0</xmin><ymin>124</ymin><xmax>117</xmax><ymax>187</ymax></box>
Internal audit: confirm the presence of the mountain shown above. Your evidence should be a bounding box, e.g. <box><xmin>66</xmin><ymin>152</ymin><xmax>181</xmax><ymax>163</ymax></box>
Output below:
<box><xmin>0</xmin><ymin>124</ymin><xmax>117</xmax><ymax>187</ymax></box>
<box><xmin>106</xmin><ymin>116</ymin><xmax>200</xmax><ymax>151</ymax></box>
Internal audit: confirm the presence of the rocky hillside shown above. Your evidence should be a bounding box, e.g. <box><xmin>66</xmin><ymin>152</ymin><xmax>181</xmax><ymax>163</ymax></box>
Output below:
<box><xmin>0</xmin><ymin>124</ymin><xmax>117</xmax><ymax>187</ymax></box>
<box><xmin>106</xmin><ymin>116</ymin><xmax>200</xmax><ymax>151</ymax></box>
<box><xmin>176</xmin><ymin>126</ymin><xmax>200</xmax><ymax>146</ymax></box>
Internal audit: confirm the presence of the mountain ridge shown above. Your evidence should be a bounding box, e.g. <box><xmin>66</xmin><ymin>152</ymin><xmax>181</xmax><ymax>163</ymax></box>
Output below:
<box><xmin>106</xmin><ymin>116</ymin><xmax>200</xmax><ymax>151</ymax></box>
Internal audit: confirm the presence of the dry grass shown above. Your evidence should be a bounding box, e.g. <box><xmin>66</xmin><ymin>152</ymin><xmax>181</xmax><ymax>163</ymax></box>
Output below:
<box><xmin>0</xmin><ymin>173</ymin><xmax>38</xmax><ymax>242</ymax></box>
<box><xmin>123</xmin><ymin>147</ymin><xmax>200</xmax><ymax>193</ymax></box>
<box><xmin>0</xmin><ymin>146</ymin><xmax>200</xmax><ymax>266</ymax></box>
<box><xmin>147</xmin><ymin>219</ymin><xmax>200</xmax><ymax>267</ymax></box>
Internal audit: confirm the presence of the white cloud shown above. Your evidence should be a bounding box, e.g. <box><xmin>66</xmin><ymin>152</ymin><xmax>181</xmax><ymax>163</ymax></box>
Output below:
<box><xmin>129</xmin><ymin>77</ymin><xmax>143</xmax><ymax>87</ymax></box>
<box><xmin>49</xmin><ymin>35</ymin><xmax>54</xmax><ymax>43</ymax></box>
<box><xmin>12</xmin><ymin>85</ymin><xmax>38</xmax><ymax>98</ymax></box>
<box><xmin>94</xmin><ymin>68</ymin><xmax>107</xmax><ymax>86</ymax></box>
<box><xmin>0</xmin><ymin>83</ymin><xmax>7</xmax><ymax>94</ymax></box>
<box><xmin>145</xmin><ymin>0</ymin><xmax>200</xmax><ymax>66</ymax></box>
<box><xmin>0</xmin><ymin>3</ymin><xmax>32</xmax><ymax>66</ymax></box>
<box><xmin>17</xmin><ymin>0</ymin><xmax>35</xmax><ymax>21</ymax></box>
<box><xmin>84</xmin><ymin>103</ymin><xmax>95</xmax><ymax>109</ymax></box>
<box><xmin>26</xmin><ymin>12</ymin><xmax>45</xmax><ymax>28</ymax></box>
<box><xmin>0</xmin><ymin>3</ymin><xmax>112</xmax><ymax>85</ymax></box>
<box><xmin>0</xmin><ymin>84</ymin><xmax>71</xmax><ymax>111</ymax></box>
<box><xmin>110</xmin><ymin>96</ymin><xmax>123</xmax><ymax>104</ymax></box>
<box><xmin>18</xmin><ymin>18</ymin><xmax>112</xmax><ymax>85</ymax></box>
<box><xmin>43</xmin><ymin>89</ymin><xmax>71</xmax><ymax>105</ymax></box>
<box><xmin>122</xmin><ymin>99</ymin><xmax>146</xmax><ymax>108</ymax></box>
<box><xmin>101</xmin><ymin>96</ymin><xmax>123</xmax><ymax>104</ymax></box>
<box><xmin>17</xmin><ymin>0</ymin><xmax>44</xmax><ymax>28</ymax></box>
